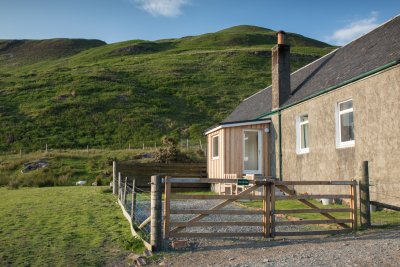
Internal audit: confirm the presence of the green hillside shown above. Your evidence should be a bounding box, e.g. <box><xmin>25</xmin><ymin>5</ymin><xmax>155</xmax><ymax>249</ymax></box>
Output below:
<box><xmin>0</xmin><ymin>26</ymin><xmax>335</xmax><ymax>152</ymax></box>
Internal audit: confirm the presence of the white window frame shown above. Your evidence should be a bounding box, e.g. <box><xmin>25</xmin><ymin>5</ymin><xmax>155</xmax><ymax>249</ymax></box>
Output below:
<box><xmin>212</xmin><ymin>135</ymin><xmax>219</xmax><ymax>160</ymax></box>
<box><xmin>242</xmin><ymin>129</ymin><xmax>262</xmax><ymax>174</ymax></box>
<box><xmin>296</xmin><ymin>114</ymin><xmax>309</xmax><ymax>154</ymax></box>
<box><xmin>335</xmin><ymin>99</ymin><xmax>355</xmax><ymax>148</ymax></box>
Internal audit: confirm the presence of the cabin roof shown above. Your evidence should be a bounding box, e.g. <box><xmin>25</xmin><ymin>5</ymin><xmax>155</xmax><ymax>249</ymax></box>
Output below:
<box><xmin>222</xmin><ymin>15</ymin><xmax>400</xmax><ymax>124</ymax></box>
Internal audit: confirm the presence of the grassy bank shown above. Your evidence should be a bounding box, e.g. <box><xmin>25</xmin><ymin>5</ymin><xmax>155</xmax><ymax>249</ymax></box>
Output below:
<box><xmin>0</xmin><ymin>148</ymin><xmax>204</xmax><ymax>187</ymax></box>
<box><xmin>0</xmin><ymin>186</ymin><xmax>143</xmax><ymax>266</ymax></box>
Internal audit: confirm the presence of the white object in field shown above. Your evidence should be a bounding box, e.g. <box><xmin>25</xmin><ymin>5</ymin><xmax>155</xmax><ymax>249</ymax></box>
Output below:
<box><xmin>76</xmin><ymin>181</ymin><xmax>87</xmax><ymax>186</ymax></box>
<box><xmin>321</xmin><ymin>198</ymin><xmax>333</xmax><ymax>205</ymax></box>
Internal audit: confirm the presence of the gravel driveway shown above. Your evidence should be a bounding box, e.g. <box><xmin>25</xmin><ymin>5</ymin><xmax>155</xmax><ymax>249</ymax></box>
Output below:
<box><xmin>150</xmin><ymin>227</ymin><xmax>400</xmax><ymax>267</ymax></box>
<box><xmin>168</xmin><ymin>199</ymin><xmax>312</xmax><ymax>235</ymax></box>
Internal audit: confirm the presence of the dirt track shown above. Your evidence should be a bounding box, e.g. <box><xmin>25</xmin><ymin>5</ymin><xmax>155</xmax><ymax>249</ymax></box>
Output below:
<box><xmin>150</xmin><ymin>227</ymin><xmax>400</xmax><ymax>267</ymax></box>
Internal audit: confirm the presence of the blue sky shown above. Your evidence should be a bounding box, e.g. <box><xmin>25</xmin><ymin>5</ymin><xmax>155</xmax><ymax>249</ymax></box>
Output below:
<box><xmin>0</xmin><ymin>0</ymin><xmax>399</xmax><ymax>45</ymax></box>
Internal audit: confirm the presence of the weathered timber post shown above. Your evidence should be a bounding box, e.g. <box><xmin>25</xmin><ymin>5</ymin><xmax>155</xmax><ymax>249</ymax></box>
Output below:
<box><xmin>164</xmin><ymin>176</ymin><xmax>171</xmax><ymax>241</ymax></box>
<box><xmin>270</xmin><ymin>180</ymin><xmax>276</xmax><ymax>238</ymax></box>
<box><xmin>118</xmin><ymin>172</ymin><xmax>122</xmax><ymax>200</ymax></box>
<box><xmin>130</xmin><ymin>179</ymin><xmax>136</xmax><ymax>222</ymax></box>
<box><xmin>123</xmin><ymin>177</ymin><xmax>128</xmax><ymax>204</ymax></box>
<box><xmin>262</xmin><ymin>180</ymin><xmax>271</xmax><ymax>238</ymax></box>
<box><xmin>112</xmin><ymin>161</ymin><xmax>117</xmax><ymax>195</ymax></box>
<box><xmin>360</xmin><ymin>161</ymin><xmax>371</xmax><ymax>227</ymax></box>
<box><xmin>351</xmin><ymin>179</ymin><xmax>358</xmax><ymax>232</ymax></box>
<box><xmin>150</xmin><ymin>175</ymin><xmax>163</xmax><ymax>251</ymax></box>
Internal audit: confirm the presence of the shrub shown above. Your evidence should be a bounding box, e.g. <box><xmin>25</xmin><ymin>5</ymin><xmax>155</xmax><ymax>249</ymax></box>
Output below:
<box><xmin>95</xmin><ymin>175</ymin><xmax>103</xmax><ymax>186</ymax></box>
<box><xmin>7</xmin><ymin>179</ymin><xmax>20</xmax><ymax>189</ymax></box>
<box><xmin>154</xmin><ymin>136</ymin><xmax>179</xmax><ymax>163</ymax></box>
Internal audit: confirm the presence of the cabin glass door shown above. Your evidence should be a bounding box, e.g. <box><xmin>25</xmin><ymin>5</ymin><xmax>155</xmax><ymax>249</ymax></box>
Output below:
<box><xmin>243</xmin><ymin>130</ymin><xmax>262</xmax><ymax>174</ymax></box>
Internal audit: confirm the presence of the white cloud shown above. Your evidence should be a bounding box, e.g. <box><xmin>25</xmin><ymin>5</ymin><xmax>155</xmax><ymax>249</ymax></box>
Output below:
<box><xmin>327</xmin><ymin>12</ymin><xmax>379</xmax><ymax>45</ymax></box>
<box><xmin>132</xmin><ymin>0</ymin><xmax>189</xmax><ymax>17</ymax></box>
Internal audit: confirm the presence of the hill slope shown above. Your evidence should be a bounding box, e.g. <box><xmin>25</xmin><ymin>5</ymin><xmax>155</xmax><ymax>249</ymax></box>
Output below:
<box><xmin>0</xmin><ymin>38</ymin><xmax>106</xmax><ymax>66</ymax></box>
<box><xmin>0</xmin><ymin>26</ymin><xmax>335</xmax><ymax>151</ymax></box>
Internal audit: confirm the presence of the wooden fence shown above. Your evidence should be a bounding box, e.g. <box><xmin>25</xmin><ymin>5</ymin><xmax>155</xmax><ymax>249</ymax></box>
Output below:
<box><xmin>163</xmin><ymin>178</ymin><xmax>357</xmax><ymax>240</ymax></box>
<box><xmin>113</xmin><ymin>174</ymin><xmax>358</xmax><ymax>251</ymax></box>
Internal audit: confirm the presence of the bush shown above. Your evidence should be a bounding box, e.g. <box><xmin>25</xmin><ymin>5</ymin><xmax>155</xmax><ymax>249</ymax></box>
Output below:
<box><xmin>154</xmin><ymin>136</ymin><xmax>179</xmax><ymax>163</ymax></box>
<box><xmin>7</xmin><ymin>179</ymin><xmax>20</xmax><ymax>190</ymax></box>
<box><xmin>95</xmin><ymin>175</ymin><xmax>103</xmax><ymax>186</ymax></box>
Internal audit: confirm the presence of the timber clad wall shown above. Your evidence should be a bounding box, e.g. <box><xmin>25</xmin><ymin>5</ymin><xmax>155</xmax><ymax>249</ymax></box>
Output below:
<box><xmin>208</xmin><ymin>123</ymin><xmax>270</xmax><ymax>178</ymax></box>
<box><xmin>207</xmin><ymin>128</ymin><xmax>224</xmax><ymax>178</ymax></box>
<box><xmin>270</xmin><ymin>66</ymin><xmax>400</xmax><ymax>206</ymax></box>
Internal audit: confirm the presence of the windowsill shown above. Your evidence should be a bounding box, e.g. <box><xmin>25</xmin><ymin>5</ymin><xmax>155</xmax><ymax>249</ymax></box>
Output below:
<box><xmin>212</xmin><ymin>157</ymin><xmax>219</xmax><ymax>160</ymax></box>
<box><xmin>336</xmin><ymin>141</ymin><xmax>355</xmax><ymax>149</ymax></box>
<box><xmin>243</xmin><ymin>170</ymin><xmax>262</xmax><ymax>174</ymax></box>
<box><xmin>296</xmin><ymin>148</ymin><xmax>309</xmax><ymax>155</ymax></box>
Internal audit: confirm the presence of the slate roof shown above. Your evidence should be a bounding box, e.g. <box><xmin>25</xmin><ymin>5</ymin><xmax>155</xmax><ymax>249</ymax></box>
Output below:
<box><xmin>222</xmin><ymin>15</ymin><xmax>400</xmax><ymax>123</ymax></box>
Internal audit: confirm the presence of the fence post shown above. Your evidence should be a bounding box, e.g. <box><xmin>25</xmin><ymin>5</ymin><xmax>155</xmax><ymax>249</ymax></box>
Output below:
<box><xmin>351</xmin><ymin>179</ymin><xmax>358</xmax><ymax>232</ymax></box>
<box><xmin>360</xmin><ymin>161</ymin><xmax>371</xmax><ymax>227</ymax></box>
<box><xmin>124</xmin><ymin>177</ymin><xmax>128</xmax><ymax>204</ymax></box>
<box><xmin>263</xmin><ymin>181</ymin><xmax>271</xmax><ymax>238</ymax></box>
<box><xmin>150</xmin><ymin>175</ymin><xmax>163</xmax><ymax>251</ymax></box>
<box><xmin>131</xmin><ymin>179</ymin><xmax>136</xmax><ymax>222</ymax></box>
<box><xmin>270</xmin><ymin>180</ymin><xmax>276</xmax><ymax>238</ymax></box>
<box><xmin>112</xmin><ymin>161</ymin><xmax>117</xmax><ymax>195</ymax></box>
<box><xmin>164</xmin><ymin>176</ymin><xmax>171</xmax><ymax>241</ymax></box>
<box><xmin>118</xmin><ymin>172</ymin><xmax>122</xmax><ymax>200</ymax></box>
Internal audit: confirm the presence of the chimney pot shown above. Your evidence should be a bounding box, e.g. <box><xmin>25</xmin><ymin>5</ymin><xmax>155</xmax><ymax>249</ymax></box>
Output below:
<box><xmin>277</xmin><ymin>30</ymin><xmax>286</xmax><ymax>45</ymax></box>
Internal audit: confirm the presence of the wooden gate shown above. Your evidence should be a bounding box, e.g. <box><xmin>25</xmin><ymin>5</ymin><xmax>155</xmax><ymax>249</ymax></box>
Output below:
<box><xmin>264</xmin><ymin>180</ymin><xmax>357</xmax><ymax>237</ymax></box>
<box><xmin>163</xmin><ymin>178</ymin><xmax>357</xmax><ymax>239</ymax></box>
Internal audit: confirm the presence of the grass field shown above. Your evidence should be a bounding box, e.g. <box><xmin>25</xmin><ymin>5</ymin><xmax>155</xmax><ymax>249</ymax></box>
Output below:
<box><xmin>0</xmin><ymin>186</ymin><xmax>144</xmax><ymax>267</ymax></box>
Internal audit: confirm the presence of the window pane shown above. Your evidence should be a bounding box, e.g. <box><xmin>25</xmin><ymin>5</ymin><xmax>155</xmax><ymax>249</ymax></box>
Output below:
<box><xmin>244</xmin><ymin>131</ymin><xmax>258</xmax><ymax>171</ymax></box>
<box><xmin>212</xmin><ymin>137</ymin><xmax>219</xmax><ymax>157</ymax></box>
<box><xmin>340</xmin><ymin>100</ymin><xmax>353</xmax><ymax>111</ymax></box>
<box><xmin>340</xmin><ymin>112</ymin><xmax>354</xmax><ymax>142</ymax></box>
<box><xmin>301</xmin><ymin>123</ymin><xmax>309</xmax><ymax>149</ymax></box>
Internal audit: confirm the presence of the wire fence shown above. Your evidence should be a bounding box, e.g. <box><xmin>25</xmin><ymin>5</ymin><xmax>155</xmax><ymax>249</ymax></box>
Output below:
<box><xmin>118</xmin><ymin>179</ymin><xmax>152</xmax><ymax>242</ymax></box>
<box><xmin>1</xmin><ymin>138</ymin><xmax>207</xmax><ymax>156</ymax></box>
<box><xmin>367</xmin><ymin>179</ymin><xmax>400</xmax><ymax>227</ymax></box>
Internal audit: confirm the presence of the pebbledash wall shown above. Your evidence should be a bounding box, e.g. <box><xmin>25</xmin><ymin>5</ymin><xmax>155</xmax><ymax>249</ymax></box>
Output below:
<box><xmin>267</xmin><ymin>65</ymin><xmax>400</xmax><ymax>206</ymax></box>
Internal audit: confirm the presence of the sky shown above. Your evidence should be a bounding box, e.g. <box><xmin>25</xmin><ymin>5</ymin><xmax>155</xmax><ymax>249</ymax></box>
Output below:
<box><xmin>0</xmin><ymin>0</ymin><xmax>399</xmax><ymax>45</ymax></box>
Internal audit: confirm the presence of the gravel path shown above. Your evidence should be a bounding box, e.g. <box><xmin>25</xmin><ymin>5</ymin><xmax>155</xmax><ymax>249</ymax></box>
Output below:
<box><xmin>168</xmin><ymin>199</ymin><xmax>312</xmax><ymax>235</ymax></box>
<box><xmin>150</xmin><ymin>227</ymin><xmax>400</xmax><ymax>267</ymax></box>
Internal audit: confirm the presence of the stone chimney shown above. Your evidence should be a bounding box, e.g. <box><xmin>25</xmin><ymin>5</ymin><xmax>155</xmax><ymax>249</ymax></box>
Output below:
<box><xmin>272</xmin><ymin>30</ymin><xmax>291</xmax><ymax>110</ymax></box>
